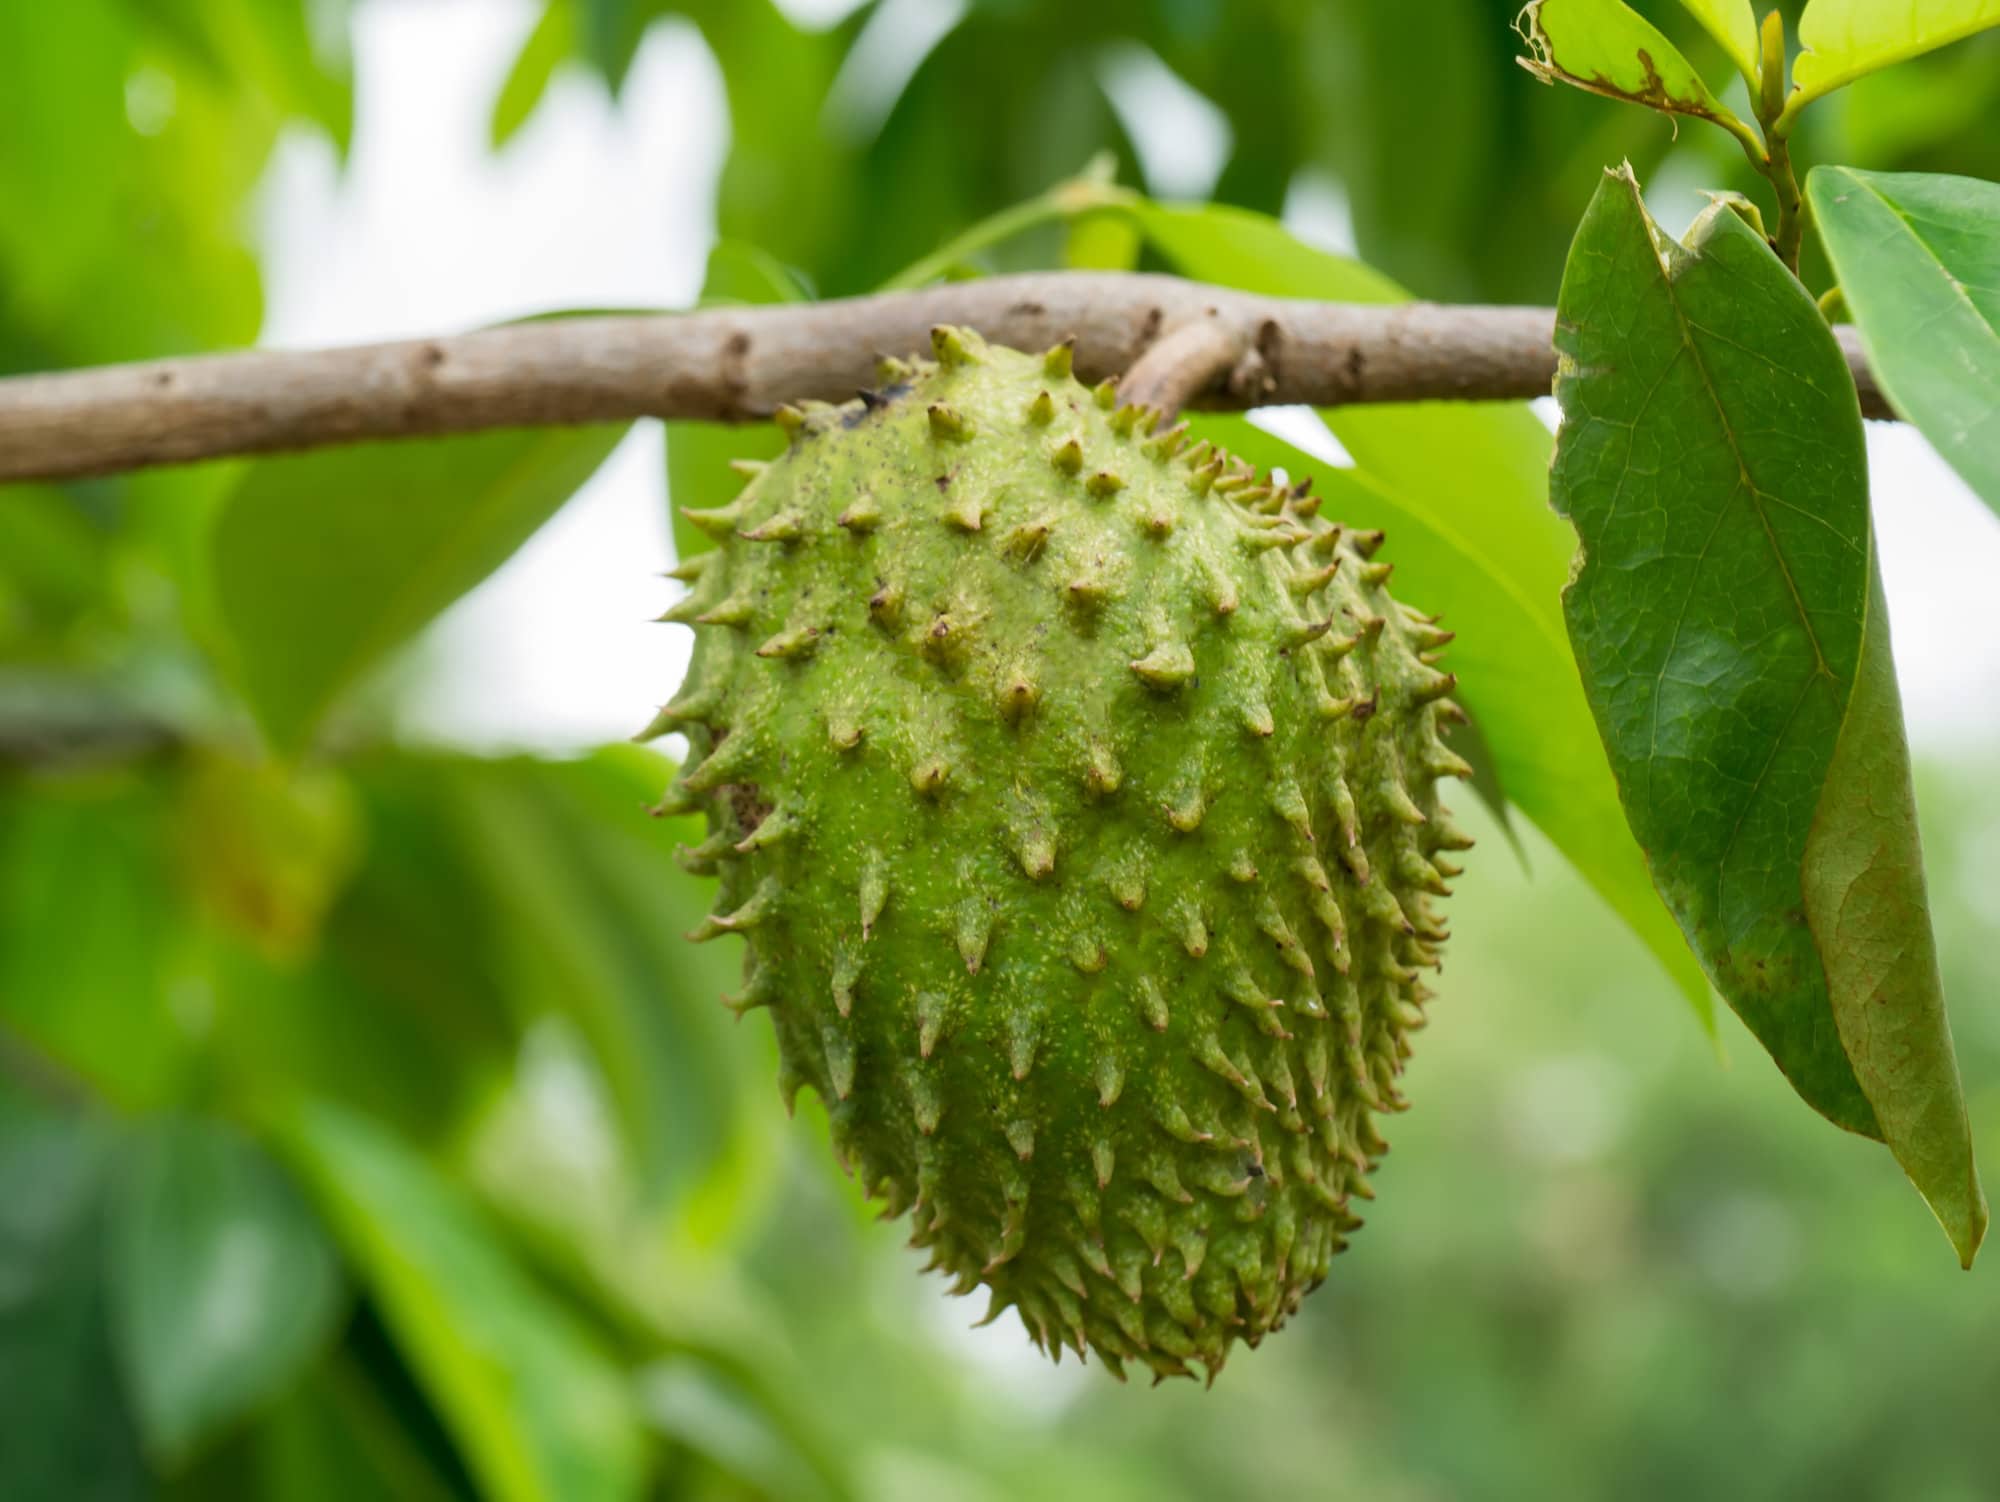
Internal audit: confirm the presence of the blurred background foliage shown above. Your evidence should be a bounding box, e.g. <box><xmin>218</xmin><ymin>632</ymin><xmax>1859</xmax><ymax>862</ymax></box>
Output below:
<box><xmin>3</xmin><ymin>2</ymin><xmax>2000</xmax><ymax>1499</ymax></box>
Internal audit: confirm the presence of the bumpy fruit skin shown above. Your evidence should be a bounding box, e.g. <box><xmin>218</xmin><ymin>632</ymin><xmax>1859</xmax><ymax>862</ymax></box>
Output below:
<box><xmin>650</xmin><ymin>329</ymin><xmax>1469</xmax><ymax>1382</ymax></box>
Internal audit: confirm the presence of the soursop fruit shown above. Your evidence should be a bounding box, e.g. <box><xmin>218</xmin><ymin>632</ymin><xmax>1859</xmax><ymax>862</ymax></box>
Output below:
<box><xmin>647</xmin><ymin>327</ymin><xmax>1470</xmax><ymax>1381</ymax></box>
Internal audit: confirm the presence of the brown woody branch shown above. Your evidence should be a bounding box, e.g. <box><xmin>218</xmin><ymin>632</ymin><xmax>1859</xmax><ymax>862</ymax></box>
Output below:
<box><xmin>0</xmin><ymin>270</ymin><xmax>1891</xmax><ymax>483</ymax></box>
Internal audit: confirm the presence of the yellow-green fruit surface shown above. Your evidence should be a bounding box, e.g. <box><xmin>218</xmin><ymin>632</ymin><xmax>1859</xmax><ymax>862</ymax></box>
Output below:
<box><xmin>653</xmin><ymin>329</ymin><xmax>1469</xmax><ymax>1381</ymax></box>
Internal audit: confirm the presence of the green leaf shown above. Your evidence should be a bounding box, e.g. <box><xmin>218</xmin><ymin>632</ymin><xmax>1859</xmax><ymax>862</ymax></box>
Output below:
<box><xmin>1517</xmin><ymin>0</ymin><xmax>1756</xmax><ymax>142</ymax></box>
<box><xmin>1676</xmin><ymin>0</ymin><xmax>1762</xmax><ymax>85</ymax></box>
<box><xmin>441</xmin><ymin>747</ymin><xmax>755</xmax><ymax>1212</ymax></box>
<box><xmin>0</xmin><ymin>0</ymin><xmax>130</xmax><ymax>315</ymax></box>
<box><xmin>108</xmin><ymin>1116</ymin><xmax>345</xmax><ymax>1469</ymax></box>
<box><xmin>492</xmin><ymin>0</ymin><xmax>575</xmax><ymax>148</ymax></box>
<box><xmin>249</xmin><ymin>1356</ymin><xmax>469</xmax><ymax>1502</ymax></box>
<box><xmin>276</xmin><ymin>1100</ymin><xmax>646</xmax><ymax>1502</ymax></box>
<box><xmin>173</xmin><ymin>752</ymin><xmax>362</xmax><ymax>962</ymax></box>
<box><xmin>0</xmin><ymin>777</ymin><xmax>197</xmax><ymax>1108</ymax></box>
<box><xmin>1807</xmin><ymin>167</ymin><xmax>2000</xmax><ymax>516</ymax></box>
<box><xmin>1118</xmin><ymin>197</ymin><xmax>1713</xmax><ymax>1023</ymax></box>
<box><xmin>640</xmin><ymin>1356</ymin><xmax>840</xmax><ymax>1502</ymax></box>
<box><xmin>1551</xmin><ymin>167</ymin><xmax>1983</xmax><ymax>1262</ymax></box>
<box><xmin>1063</xmin><ymin>211</ymin><xmax>1141</xmax><ymax>271</ymax></box>
<box><xmin>211</xmin><ymin>427</ymin><xmax>625</xmax><ymax>754</ymax></box>
<box><xmin>0</xmin><ymin>1097</ymin><xmax>150</xmax><ymax>1499</ymax></box>
<box><xmin>0</xmin><ymin>485</ymin><xmax>107</xmax><ymax>647</ymax></box>
<box><xmin>696</xmin><ymin>240</ymin><xmax>815</xmax><ymax>307</ymax></box>
<box><xmin>206</xmin><ymin>753</ymin><xmax>542</xmax><ymax>1149</ymax></box>
<box><xmin>1789</xmin><ymin>0</ymin><xmax>2000</xmax><ymax>115</ymax></box>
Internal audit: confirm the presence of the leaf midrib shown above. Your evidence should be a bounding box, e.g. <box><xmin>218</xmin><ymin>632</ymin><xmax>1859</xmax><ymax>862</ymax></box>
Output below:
<box><xmin>1639</xmin><ymin>211</ymin><xmax>1856</xmax><ymax>920</ymax></box>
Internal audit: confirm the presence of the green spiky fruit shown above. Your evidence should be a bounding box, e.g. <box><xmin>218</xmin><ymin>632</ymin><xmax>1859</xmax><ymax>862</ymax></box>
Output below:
<box><xmin>650</xmin><ymin>328</ymin><xmax>1469</xmax><ymax>1381</ymax></box>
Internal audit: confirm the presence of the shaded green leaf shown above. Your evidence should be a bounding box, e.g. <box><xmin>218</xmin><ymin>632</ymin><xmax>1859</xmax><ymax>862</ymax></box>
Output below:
<box><xmin>1807</xmin><ymin>167</ymin><xmax>2000</xmax><ymax>515</ymax></box>
<box><xmin>211</xmin><ymin>427</ymin><xmax>625</xmax><ymax>754</ymax></box>
<box><xmin>0</xmin><ymin>778</ymin><xmax>197</xmax><ymax>1108</ymax></box>
<box><xmin>442</xmin><ymin>747</ymin><xmax>755</xmax><ymax>1210</ymax></box>
<box><xmin>173</xmin><ymin>752</ymin><xmax>362</xmax><ymax>962</ymax></box>
<box><xmin>0</xmin><ymin>485</ymin><xmax>107</xmax><ymax>647</ymax></box>
<box><xmin>1518</xmin><ymin>0</ymin><xmax>1754</xmax><ymax>140</ymax></box>
<box><xmin>277</xmin><ymin>1101</ymin><xmax>646</xmax><ymax>1502</ymax></box>
<box><xmin>1789</xmin><ymin>0</ymin><xmax>2000</xmax><ymax>115</ymax></box>
<box><xmin>0</xmin><ymin>1097</ymin><xmax>149</xmax><ymax>1500</ymax></box>
<box><xmin>206</xmin><ymin>755</ymin><xmax>533</xmax><ymax>1146</ymax></box>
<box><xmin>108</xmin><ymin>1117</ymin><xmax>344</xmax><ymax>1468</ymax></box>
<box><xmin>1117</xmin><ymin>197</ymin><xmax>1712</xmax><ymax>1022</ymax></box>
<box><xmin>250</xmin><ymin>1355</ymin><xmax>472</xmax><ymax>1502</ymax></box>
<box><xmin>1551</xmin><ymin>167</ymin><xmax>1982</xmax><ymax>1261</ymax></box>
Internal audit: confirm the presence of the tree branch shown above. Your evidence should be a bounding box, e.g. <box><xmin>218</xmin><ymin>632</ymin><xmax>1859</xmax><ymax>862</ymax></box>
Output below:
<box><xmin>0</xmin><ymin>270</ymin><xmax>1891</xmax><ymax>483</ymax></box>
<box><xmin>1116</xmin><ymin>316</ymin><xmax>1254</xmax><ymax>421</ymax></box>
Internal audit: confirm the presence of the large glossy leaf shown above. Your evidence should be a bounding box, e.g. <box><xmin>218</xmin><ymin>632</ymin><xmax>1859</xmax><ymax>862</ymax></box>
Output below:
<box><xmin>0</xmin><ymin>1098</ymin><xmax>149</xmax><ymax>1500</ymax></box>
<box><xmin>1789</xmin><ymin>0</ymin><xmax>2000</xmax><ymax>115</ymax></box>
<box><xmin>277</xmin><ymin>1101</ymin><xmax>646</xmax><ymax>1502</ymax></box>
<box><xmin>1551</xmin><ymin>167</ymin><xmax>1983</xmax><ymax>1262</ymax></box>
<box><xmin>1808</xmin><ymin>167</ymin><xmax>2000</xmax><ymax>515</ymax></box>
<box><xmin>1115</xmin><ymin>197</ymin><xmax>1713</xmax><ymax>1022</ymax></box>
<box><xmin>107</xmin><ymin>1116</ymin><xmax>344</xmax><ymax>1469</ymax></box>
<box><xmin>1676</xmin><ymin>0</ymin><xmax>1762</xmax><ymax>84</ymax></box>
<box><xmin>1517</xmin><ymin>0</ymin><xmax>1754</xmax><ymax>139</ymax></box>
<box><xmin>211</xmin><ymin>427</ymin><xmax>625</xmax><ymax>755</ymax></box>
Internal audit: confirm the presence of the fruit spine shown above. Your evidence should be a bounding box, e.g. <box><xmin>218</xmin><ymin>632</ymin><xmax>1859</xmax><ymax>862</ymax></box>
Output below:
<box><xmin>646</xmin><ymin>328</ymin><xmax>1469</xmax><ymax>1381</ymax></box>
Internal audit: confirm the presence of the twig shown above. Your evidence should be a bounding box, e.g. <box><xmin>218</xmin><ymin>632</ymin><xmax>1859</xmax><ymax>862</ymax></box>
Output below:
<box><xmin>1116</xmin><ymin>317</ymin><xmax>1253</xmax><ymax>421</ymax></box>
<box><xmin>0</xmin><ymin>270</ymin><xmax>1892</xmax><ymax>483</ymax></box>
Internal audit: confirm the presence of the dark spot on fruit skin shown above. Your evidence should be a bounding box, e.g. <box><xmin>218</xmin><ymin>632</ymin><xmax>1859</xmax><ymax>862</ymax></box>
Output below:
<box><xmin>727</xmin><ymin>782</ymin><xmax>772</xmax><ymax>835</ymax></box>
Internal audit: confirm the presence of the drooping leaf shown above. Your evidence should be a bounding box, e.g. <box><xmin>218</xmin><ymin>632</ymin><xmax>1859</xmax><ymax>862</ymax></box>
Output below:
<box><xmin>1808</xmin><ymin>167</ymin><xmax>2000</xmax><ymax>515</ymax></box>
<box><xmin>1115</xmin><ymin>197</ymin><xmax>1713</xmax><ymax>1022</ymax></box>
<box><xmin>211</xmin><ymin>427</ymin><xmax>625</xmax><ymax>755</ymax></box>
<box><xmin>1517</xmin><ymin>0</ymin><xmax>1755</xmax><ymax>140</ymax></box>
<box><xmin>1789</xmin><ymin>0</ymin><xmax>2000</xmax><ymax>115</ymax></box>
<box><xmin>1550</xmin><ymin>167</ymin><xmax>1983</xmax><ymax>1262</ymax></box>
<box><xmin>107</xmin><ymin>1117</ymin><xmax>345</xmax><ymax>1469</ymax></box>
<box><xmin>277</xmin><ymin>1101</ymin><xmax>646</xmax><ymax>1502</ymax></box>
<box><xmin>1676</xmin><ymin>0</ymin><xmax>1762</xmax><ymax>85</ymax></box>
<box><xmin>0</xmin><ymin>1097</ymin><xmax>150</xmax><ymax>1500</ymax></box>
